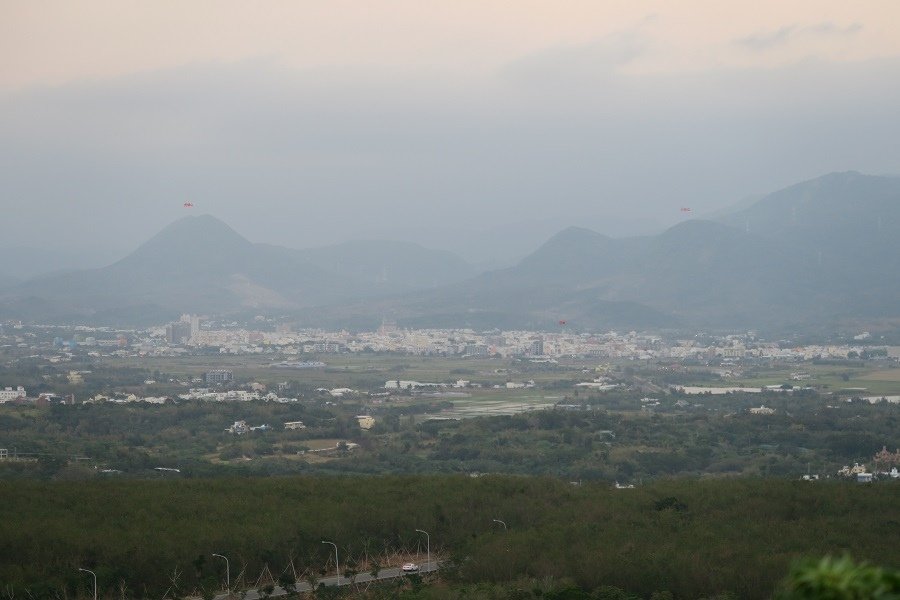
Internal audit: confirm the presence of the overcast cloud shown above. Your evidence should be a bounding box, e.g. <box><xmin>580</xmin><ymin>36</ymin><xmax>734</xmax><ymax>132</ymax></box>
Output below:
<box><xmin>736</xmin><ymin>22</ymin><xmax>864</xmax><ymax>51</ymax></box>
<box><xmin>1</xmin><ymin>2</ymin><xmax>899</xmax><ymax>271</ymax></box>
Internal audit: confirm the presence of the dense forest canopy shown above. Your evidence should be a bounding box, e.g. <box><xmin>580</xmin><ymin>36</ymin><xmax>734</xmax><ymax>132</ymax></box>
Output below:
<box><xmin>2</xmin><ymin>476</ymin><xmax>899</xmax><ymax>599</ymax></box>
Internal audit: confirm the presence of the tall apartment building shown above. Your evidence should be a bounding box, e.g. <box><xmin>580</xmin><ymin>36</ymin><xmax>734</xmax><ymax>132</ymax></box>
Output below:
<box><xmin>166</xmin><ymin>321</ymin><xmax>192</xmax><ymax>344</ymax></box>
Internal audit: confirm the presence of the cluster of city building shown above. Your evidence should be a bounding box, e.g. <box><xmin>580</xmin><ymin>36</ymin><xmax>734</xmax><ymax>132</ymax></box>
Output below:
<box><xmin>144</xmin><ymin>317</ymin><xmax>898</xmax><ymax>362</ymax></box>
<box><xmin>179</xmin><ymin>388</ymin><xmax>300</xmax><ymax>403</ymax></box>
<box><xmin>3</xmin><ymin>318</ymin><xmax>897</xmax><ymax>364</ymax></box>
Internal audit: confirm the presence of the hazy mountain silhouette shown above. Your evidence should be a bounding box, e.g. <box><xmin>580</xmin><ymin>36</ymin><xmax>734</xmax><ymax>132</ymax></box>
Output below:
<box><xmin>0</xmin><ymin>215</ymin><xmax>476</xmax><ymax>323</ymax></box>
<box><xmin>320</xmin><ymin>172</ymin><xmax>899</xmax><ymax>330</ymax></box>
<box><xmin>355</xmin><ymin>219</ymin><xmax>808</xmax><ymax>329</ymax></box>
<box><xmin>2</xmin><ymin>172</ymin><xmax>898</xmax><ymax>329</ymax></box>
<box><xmin>717</xmin><ymin>170</ymin><xmax>900</xmax><ymax>319</ymax></box>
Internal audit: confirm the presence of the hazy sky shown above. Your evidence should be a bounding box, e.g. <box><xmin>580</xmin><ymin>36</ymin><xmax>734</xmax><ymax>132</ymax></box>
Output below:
<box><xmin>2</xmin><ymin>1</ymin><xmax>899</xmax><ymax>268</ymax></box>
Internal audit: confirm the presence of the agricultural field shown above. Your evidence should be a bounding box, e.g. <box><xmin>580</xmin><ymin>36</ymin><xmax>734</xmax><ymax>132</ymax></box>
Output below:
<box><xmin>657</xmin><ymin>362</ymin><xmax>900</xmax><ymax>397</ymax></box>
<box><xmin>101</xmin><ymin>353</ymin><xmax>597</xmax><ymax>394</ymax></box>
<box><xmin>431</xmin><ymin>391</ymin><xmax>556</xmax><ymax>419</ymax></box>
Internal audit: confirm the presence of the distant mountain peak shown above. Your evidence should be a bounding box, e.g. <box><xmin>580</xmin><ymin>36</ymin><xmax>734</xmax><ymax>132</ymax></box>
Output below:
<box><xmin>152</xmin><ymin>214</ymin><xmax>247</xmax><ymax>242</ymax></box>
<box><xmin>821</xmin><ymin>169</ymin><xmax>863</xmax><ymax>179</ymax></box>
<box><xmin>114</xmin><ymin>214</ymin><xmax>253</xmax><ymax>270</ymax></box>
<box><xmin>551</xmin><ymin>225</ymin><xmax>607</xmax><ymax>240</ymax></box>
<box><xmin>782</xmin><ymin>170</ymin><xmax>897</xmax><ymax>195</ymax></box>
<box><xmin>153</xmin><ymin>214</ymin><xmax>248</xmax><ymax>239</ymax></box>
<box><xmin>723</xmin><ymin>170</ymin><xmax>900</xmax><ymax>221</ymax></box>
<box><xmin>516</xmin><ymin>225</ymin><xmax>617</xmax><ymax>278</ymax></box>
<box><xmin>528</xmin><ymin>226</ymin><xmax>610</xmax><ymax>254</ymax></box>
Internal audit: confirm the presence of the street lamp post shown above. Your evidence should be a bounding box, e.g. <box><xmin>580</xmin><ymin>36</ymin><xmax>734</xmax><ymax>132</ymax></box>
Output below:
<box><xmin>322</xmin><ymin>540</ymin><xmax>339</xmax><ymax>585</ymax></box>
<box><xmin>414</xmin><ymin>529</ymin><xmax>430</xmax><ymax>571</ymax></box>
<box><xmin>212</xmin><ymin>553</ymin><xmax>230</xmax><ymax>592</ymax></box>
<box><xmin>78</xmin><ymin>568</ymin><xmax>97</xmax><ymax>600</ymax></box>
<box><xmin>493</xmin><ymin>518</ymin><xmax>511</xmax><ymax>556</ymax></box>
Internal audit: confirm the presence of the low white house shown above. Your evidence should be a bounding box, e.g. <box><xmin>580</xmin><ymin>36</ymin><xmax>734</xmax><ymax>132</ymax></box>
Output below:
<box><xmin>227</xmin><ymin>420</ymin><xmax>249</xmax><ymax>434</ymax></box>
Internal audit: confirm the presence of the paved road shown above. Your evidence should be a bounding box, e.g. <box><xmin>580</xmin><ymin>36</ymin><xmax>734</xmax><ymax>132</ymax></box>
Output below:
<box><xmin>213</xmin><ymin>563</ymin><xmax>438</xmax><ymax>600</ymax></box>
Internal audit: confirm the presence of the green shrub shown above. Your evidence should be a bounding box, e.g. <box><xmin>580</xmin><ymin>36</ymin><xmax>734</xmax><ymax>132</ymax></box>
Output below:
<box><xmin>776</xmin><ymin>555</ymin><xmax>900</xmax><ymax>599</ymax></box>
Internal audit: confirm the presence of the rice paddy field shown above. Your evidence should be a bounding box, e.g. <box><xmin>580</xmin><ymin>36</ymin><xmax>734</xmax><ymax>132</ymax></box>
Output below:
<box><xmin>423</xmin><ymin>391</ymin><xmax>557</xmax><ymax>420</ymax></box>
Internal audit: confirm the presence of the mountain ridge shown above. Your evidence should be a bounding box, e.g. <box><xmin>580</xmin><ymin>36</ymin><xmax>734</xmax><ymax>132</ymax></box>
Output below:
<box><xmin>0</xmin><ymin>215</ymin><xmax>478</xmax><ymax>324</ymax></box>
<box><xmin>2</xmin><ymin>171</ymin><xmax>898</xmax><ymax>330</ymax></box>
<box><xmin>326</xmin><ymin>171</ymin><xmax>900</xmax><ymax>330</ymax></box>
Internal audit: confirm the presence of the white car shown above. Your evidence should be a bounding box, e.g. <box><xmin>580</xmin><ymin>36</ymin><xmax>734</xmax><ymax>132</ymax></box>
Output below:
<box><xmin>401</xmin><ymin>563</ymin><xmax>420</xmax><ymax>573</ymax></box>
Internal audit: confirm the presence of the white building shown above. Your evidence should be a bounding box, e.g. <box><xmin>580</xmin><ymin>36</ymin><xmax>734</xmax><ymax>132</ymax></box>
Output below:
<box><xmin>227</xmin><ymin>420</ymin><xmax>249</xmax><ymax>434</ymax></box>
<box><xmin>0</xmin><ymin>386</ymin><xmax>26</xmax><ymax>403</ymax></box>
